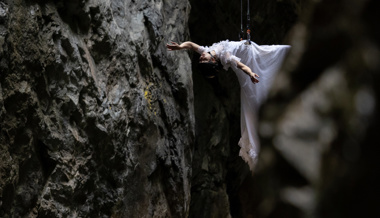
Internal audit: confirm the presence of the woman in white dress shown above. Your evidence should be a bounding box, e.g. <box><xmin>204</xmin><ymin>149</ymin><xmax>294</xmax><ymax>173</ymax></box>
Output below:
<box><xmin>167</xmin><ymin>40</ymin><xmax>290</xmax><ymax>171</ymax></box>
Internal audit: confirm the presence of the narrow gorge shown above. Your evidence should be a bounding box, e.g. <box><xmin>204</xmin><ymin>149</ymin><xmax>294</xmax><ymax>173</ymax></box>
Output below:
<box><xmin>1</xmin><ymin>0</ymin><xmax>379</xmax><ymax>217</ymax></box>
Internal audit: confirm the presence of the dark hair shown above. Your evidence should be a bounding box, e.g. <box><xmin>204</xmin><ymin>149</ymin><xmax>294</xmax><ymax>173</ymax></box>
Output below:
<box><xmin>198</xmin><ymin>60</ymin><xmax>223</xmax><ymax>78</ymax></box>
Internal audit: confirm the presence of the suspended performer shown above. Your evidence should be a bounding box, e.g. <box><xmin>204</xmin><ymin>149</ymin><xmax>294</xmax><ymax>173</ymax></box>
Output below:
<box><xmin>167</xmin><ymin>40</ymin><xmax>290</xmax><ymax>171</ymax></box>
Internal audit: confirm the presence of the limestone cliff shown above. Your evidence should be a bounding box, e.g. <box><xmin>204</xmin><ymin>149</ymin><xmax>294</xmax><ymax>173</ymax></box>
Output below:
<box><xmin>0</xmin><ymin>0</ymin><xmax>193</xmax><ymax>217</ymax></box>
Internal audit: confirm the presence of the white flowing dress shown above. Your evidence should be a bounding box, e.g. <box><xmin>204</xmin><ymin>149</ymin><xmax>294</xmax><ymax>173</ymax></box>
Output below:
<box><xmin>198</xmin><ymin>40</ymin><xmax>290</xmax><ymax>171</ymax></box>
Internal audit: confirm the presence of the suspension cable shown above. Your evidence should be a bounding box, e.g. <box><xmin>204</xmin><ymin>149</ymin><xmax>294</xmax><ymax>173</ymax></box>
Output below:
<box><xmin>239</xmin><ymin>0</ymin><xmax>252</xmax><ymax>44</ymax></box>
<box><xmin>240</xmin><ymin>0</ymin><xmax>244</xmax><ymax>41</ymax></box>
<box><xmin>246</xmin><ymin>0</ymin><xmax>251</xmax><ymax>44</ymax></box>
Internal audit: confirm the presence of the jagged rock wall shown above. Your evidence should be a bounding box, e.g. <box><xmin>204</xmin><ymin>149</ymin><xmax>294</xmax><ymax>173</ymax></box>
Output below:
<box><xmin>0</xmin><ymin>0</ymin><xmax>194</xmax><ymax>217</ymax></box>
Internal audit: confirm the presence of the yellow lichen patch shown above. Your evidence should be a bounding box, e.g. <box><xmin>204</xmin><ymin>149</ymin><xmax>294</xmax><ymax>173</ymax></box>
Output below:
<box><xmin>144</xmin><ymin>83</ymin><xmax>154</xmax><ymax>112</ymax></box>
<box><xmin>144</xmin><ymin>82</ymin><xmax>161</xmax><ymax>116</ymax></box>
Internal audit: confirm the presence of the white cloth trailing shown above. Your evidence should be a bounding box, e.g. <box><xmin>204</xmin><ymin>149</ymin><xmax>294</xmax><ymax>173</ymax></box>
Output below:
<box><xmin>198</xmin><ymin>40</ymin><xmax>291</xmax><ymax>171</ymax></box>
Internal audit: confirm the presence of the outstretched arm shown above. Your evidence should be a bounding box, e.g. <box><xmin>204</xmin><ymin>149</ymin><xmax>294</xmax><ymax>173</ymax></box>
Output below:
<box><xmin>237</xmin><ymin>61</ymin><xmax>259</xmax><ymax>84</ymax></box>
<box><xmin>166</xmin><ymin>41</ymin><xmax>200</xmax><ymax>52</ymax></box>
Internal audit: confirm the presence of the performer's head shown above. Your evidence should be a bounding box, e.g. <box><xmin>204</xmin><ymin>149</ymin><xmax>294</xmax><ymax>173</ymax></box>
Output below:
<box><xmin>198</xmin><ymin>52</ymin><xmax>222</xmax><ymax>78</ymax></box>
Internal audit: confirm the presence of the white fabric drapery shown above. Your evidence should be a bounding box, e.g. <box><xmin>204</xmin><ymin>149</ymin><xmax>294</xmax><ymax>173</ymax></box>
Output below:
<box><xmin>198</xmin><ymin>40</ymin><xmax>290</xmax><ymax>171</ymax></box>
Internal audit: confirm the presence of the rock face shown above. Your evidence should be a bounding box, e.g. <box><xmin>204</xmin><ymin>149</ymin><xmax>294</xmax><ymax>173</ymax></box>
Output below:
<box><xmin>0</xmin><ymin>0</ymin><xmax>194</xmax><ymax>217</ymax></box>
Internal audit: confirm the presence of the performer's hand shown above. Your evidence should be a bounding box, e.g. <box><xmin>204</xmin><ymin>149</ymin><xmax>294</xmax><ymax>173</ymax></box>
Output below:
<box><xmin>166</xmin><ymin>42</ymin><xmax>182</xmax><ymax>51</ymax></box>
<box><xmin>237</xmin><ymin>61</ymin><xmax>259</xmax><ymax>84</ymax></box>
<box><xmin>250</xmin><ymin>73</ymin><xmax>259</xmax><ymax>84</ymax></box>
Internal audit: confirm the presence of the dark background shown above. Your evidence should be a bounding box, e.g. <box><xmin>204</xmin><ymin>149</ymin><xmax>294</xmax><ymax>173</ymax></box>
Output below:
<box><xmin>188</xmin><ymin>0</ymin><xmax>380</xmax><ymax>217</ymax></box>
